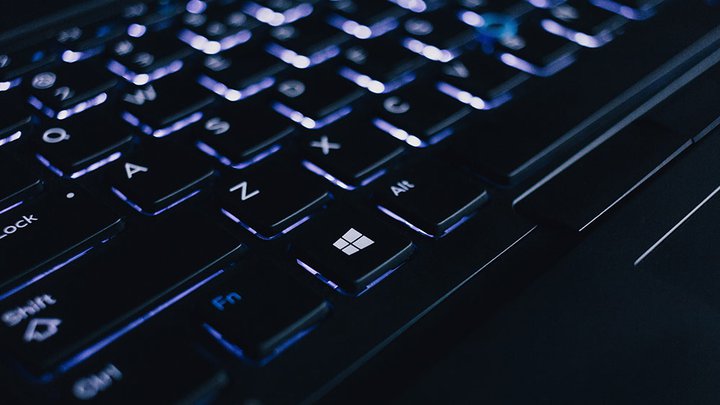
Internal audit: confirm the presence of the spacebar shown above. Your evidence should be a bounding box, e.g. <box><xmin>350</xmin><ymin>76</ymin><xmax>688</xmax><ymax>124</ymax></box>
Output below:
<box><xmin>0</xmin><ymin>213</ymin><xmax>243</xmax><ymax>379</ymax></box>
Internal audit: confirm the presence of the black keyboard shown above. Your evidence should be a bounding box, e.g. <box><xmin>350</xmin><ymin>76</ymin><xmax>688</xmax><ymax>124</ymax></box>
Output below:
<box><xmin>0</xmin><ymin>0</ymin><xmax>719</xmax><ymax>403</ymax></box>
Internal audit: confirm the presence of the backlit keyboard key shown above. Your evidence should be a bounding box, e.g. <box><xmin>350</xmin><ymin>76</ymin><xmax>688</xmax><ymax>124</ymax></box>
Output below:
<box><xmin>338</xmin><ymin>37</ymin><xmax>426</xmax><ymax>94</ymax></box>
<box><xmin>179</xmin><ymin>4</ymin><xmax>258</xmax><ymax>54</ymax></box>
<box><xmin>122</xmin><ymin>74</ymin><xmax>213</xmax><ymax>138</ymax></box>
<box><xmin>266</xmin><ymin>14</ymin><xmax>349</xmax><ymax>69</ymax></box>
<box><xmin>541</xmin><ymin>0</ymin><xmax>627</xmax><ymax>48</ymax></box>
<box><xmin>198</xmin><ymin>46</ymin><xmax>284</xmax><ymax>102</ymax></box>
<box><xmin>399</xmin><ymin>10</ymin><xmax>475</xmax><ymax>62</ymax></box>
<box><xmin>303</xmin><ymin>117</ymin><xmax>404</xmax><ymax>189</ymax></box>
<box><xmin>494</xmin><ymin>20</ymin><xmax>579</xmax><ymax>76</ymax></box>
<box><xmin>196</xmin><ymin>260</ymin><xmax>330</xmax><ymax>362</ymax></box>
<box><xmin>374</xmin><ymin>83</ymin><xmax>470</xmax><ymax>147</ymax></box>
<box><xmin>35</xmin><ymin>108</ymin><xmax>132</xmax><ymax>179</ymax></box>
<box><xmin>272</xmin><ymin>67</ymin><xmax>364</xmax><ymax>129</ymax></box>
<box><xmin>108</xmin><ymin>31</ymin><xmax>194</xmax><ymax>85</ymax></box>
<box><xmin>28</xmin><ymin>61</ymin><xmax>118</xmax><ymax>120</ymax></box>
<box><xmin>0</xmin><ymin>187</ymin><xmax>122</xmax><ymax>298</ymax></box>
<box><xmin>326</xmin><ymin>0</ymin><xmax>405</xmax><ymax>39</ymax></box>
<box><xmin>375</xmin><ymin>162</ymin><xmax>489</xmax><ymax>237</ymax></box>
<box><xmin>436</xmin><ymin>50</ymin><xmax>528</xmax><ymax>109</ymax></box>
<box><xmin>197</xmin><ymin>103</ymin><xmax>294</xmax><ymax>169</ymax></box>
<box><xmin>294</xmin><ymin>208</ymin><xmax>415</xmax><ymax>295</ymax></box>
<box><xmin>220</xmin><ymin>160</ymin><xmax>330</xmax><ymax>239</ymax></box>
<box><xmin>110</xmin><ymin>144</ymin><xmax>214</xmax><ymax>216</ymax></box>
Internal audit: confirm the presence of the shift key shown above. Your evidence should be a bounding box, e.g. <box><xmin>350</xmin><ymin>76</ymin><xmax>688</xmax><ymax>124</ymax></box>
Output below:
<box><xmin>0</xmin><ymin>188</ymin><xmax>123</xmax><ymax>295</ymax></box>
<box><xmin>0</xmin><ymin>213</ymin><xmax>243</xmax><ymax>379</ymax></box>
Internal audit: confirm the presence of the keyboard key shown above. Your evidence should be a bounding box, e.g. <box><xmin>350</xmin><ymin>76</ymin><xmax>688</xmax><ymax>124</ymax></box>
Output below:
<box><xmin>303</xmin><ymin>117</ymin><xmax>404</xmax><ymax>189</ymax></box>
<box><xmin>179</xmin><ymin>4</ymin><xmax>258</xmax><ymax>54</ymax></box>
<box><xmin>374</xmin><ymin>83</ymin><xmax>471</xmax><ymax>147</ymax></box>
<box><xmin>0</xmin><ymin>45</ymin><xmax>56</xmax><ymax>92</ymax></box>
<box><xmin>110</xmin><ymin>144</ymin><xmax>214</xmax><ymax>215</ymax></box>
<box><xmin>0</xmin><ymin>155</ymin><xmax>43</xmax><ymax>213</ymax></box>
<box><xmin>590</xmin><ymin>0</ymin><xmax>662</xmax><ymax>20</ymax></box>
<box><xmin>515</xmin><ymin>120</ymin><xmax>690</xmax><ymax>232</ymax></box>
<box><xmin>494</xmin><ymin>20</ymin><xmax>579</xmax><ymax>76</ymax></box>
<box><xmin>0</xmin><ymin>187</ymin><xmax>122</xmax><ymax>297</ymax></box>
<box><xmin>198</xmin><ymin>46</ymin><xmax>283</xmax><ymax>102</ymax></box>
<box><xmin>108</xmin><ymin>31</ymin><xmax>194</xmax><ymax>85</ymax></box>
<box><xmin>399</xmin><ymin>11</ymin><xmax>475</xmax><ymax>62</ymax></box>
<box><xmin>220</xmin><ymin>161</ymin><xmax>330</xmax><ymax>239</ymax></box>
<box><xmin>294</xmin><ymin>209</ymin><xmax>415</xmax><ymax>294</ymax></box>
<box><xmin>56</xmin><ymin>20</ymin><xmax>126</xmax><ymax>63</ymax></box>
<box><xmin>338</xmin><ymin>37</ymin><xmax>426</xmax><ymax>94</ymax></box>
<box><xmin>196</xmin><ymin>260</ymin><xmax>330</xmax><ymax>362</ymax></box>
<box><xmin>243</xmin><ymin>0</ymin><xmax>315</xmax><ymax>26</ymax></box>
<box><xmin>54</xmin><ymin>337</ymin><xmax>227</xmax><ymax>403</ymax></box>
<box><xmin>272</xmin><ymin>67</ymin><xmax>364</xmax><ymax>129</ymax></box>
<box><xmin>28</xmin><ymin>61</ymin><xmax>118</xmax><ymax>120</ymax></box>
<box><xmin>0</xmin><ymin>212</ymin><xmax>242</xmax><ymax>377</ymax></box>
<box><xmin>122</xmin><ymin>74</ymin><xmax>213</xmax><ymax>138</ymax></box>
<box><xmin>266</xmin><ymin>15</ymin><xmax>348</xmax><ymax>69</ymax></box>
<box><xmin>326</xmin><ymin>0</ymin><xmax>405</xmax><ymax>39</ymax></box>
<box><xmin>436</xmin><ymin>50</ymin><xmax>528</xmax><ymax>109</ymax></box>
<box><xmin>390</xmin><ymin>0</ymin><xmax>445</xmax><ymax>13</ymax></box>
<box><xmin>34</xmin><ymin>108</ymin><xmax>132</xmax><ymax>179</ymax></box>
<box><xmin>540</xmin><ymin>1</ymin><xmax>627</xmax><ymax>48</ymax></box>
<box><xmin>0</xmin><ymin>93</ymin><xmax>32</xmax><ymax>146</ymax></box>
<box><xmin>375</xmin><ymin>163</ymin><xmax>489</xmax><ymax>237</ymax></box>
<box><xmin>196</xmin><ymin>103</ymin><xmax>294</xmax><ymax>169</ymax></box>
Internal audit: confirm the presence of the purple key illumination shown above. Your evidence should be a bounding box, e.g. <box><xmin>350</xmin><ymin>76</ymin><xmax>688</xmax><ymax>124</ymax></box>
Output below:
<box><xmin>111</xmin><ymin>187</ymin><xmax>202</xmax><ymax>216</ymax></box>
<box><xmin>52</xmin><ymin>269</ymin><xmax>225</xmax><ymax>379</ymax></box>
<box><xmin>326</xmin><ymin>14</ymin><xmax>399</xmax><ymax>39</ymax></box>
<box><xmin>540</xmin><ymin>19</ymin><xmax>612</xmax><ymax>48</ymax></box>
<box><xmin>272</xmin><ymin>103</ymin><xmax>352</xmax><ymax>129</ymax></box>
<box><xmin>266</xmin><ymin>43</ymin><xmax>340</xmax><ymax>69</ymax></box>
<box><xmin>178</xmin><ymin>29</ymin><xmax>252</xmax><ymax>55</ymax></box>
<box><xmin>197</xmin><ymin>75</ymin><xmax>275</xmax><ymax>102</ymax></box>
<box><xmin>36</xmin><ymin>151</ymin><xmax>122</xmax><ymax>179</ymax></box>
<box><xmin>436</xmin><ymin>82</ymin><xmax>511</xmax><ymax>110</ymax></box>
<box><xmin>296</xmin><ymin>258</ymin><xmax>399</xmax><ymax>297</ymax></box>
<box><xmin>196</xmin><ymin>141</ymin><xmax>281</xmax><ymax>169</ymax></box>
<box><xmin>122</xmin><ymin>111</ymin><xmax>203</xmax><ymax>138</ymax></box>
<box><xmin>243</xmin><ymin>2</ymin><xmax>313</xmax><ymax>26</ymax></box>
<box><xmin>338</xmin><ymin>67</ymin><xmax>415</xmax><ymax>94</ymax></box>
<box><xmin>107</xmin><ymin>59</ymin><xmax>184</xmax><ymax>85</ymax></box>
<box><xmin>0</xmin><ymin>130</ymin><xmax>22</xmax><ymax>147</ymax></box>
<box><xmin>221</xmin><ymin>208</ymin><xmax>310</xmax><ymax>240</ymax></box>
<box><xmin>29</xmin><ymin>92</ymin><xmax>109</xmax><ymax>120</ymax></box>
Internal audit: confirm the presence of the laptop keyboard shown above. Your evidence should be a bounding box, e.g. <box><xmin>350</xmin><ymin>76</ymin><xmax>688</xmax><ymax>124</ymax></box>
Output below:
<box><xmin>0</xmin><ymin>0</ymin><xmax>714</xmax><ymax>402</ymax></box>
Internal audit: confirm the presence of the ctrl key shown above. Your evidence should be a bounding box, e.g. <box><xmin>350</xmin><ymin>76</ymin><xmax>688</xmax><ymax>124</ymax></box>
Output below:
<box><xmin>196</xmin><ymin>263</ymin><xmax>330</xmax><ymax>364</ymax></box>
<box><xmin>53</xmin><ymin>339</ymin><xmax>228</xmax><ymax>404</ymax></box>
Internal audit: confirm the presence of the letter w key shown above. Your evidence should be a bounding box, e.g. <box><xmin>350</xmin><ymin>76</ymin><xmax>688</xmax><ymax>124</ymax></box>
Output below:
<box><xmin>229</xmin><ymin>181</ymin><xmax>260</xmax><ymax>201</ymax></box>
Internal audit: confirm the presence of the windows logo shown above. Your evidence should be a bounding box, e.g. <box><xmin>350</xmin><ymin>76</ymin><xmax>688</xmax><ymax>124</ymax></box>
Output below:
<box><xmin>333</xmin><ymin>228</ymin><xmax>374</xmax><ymax>256</ymax></box>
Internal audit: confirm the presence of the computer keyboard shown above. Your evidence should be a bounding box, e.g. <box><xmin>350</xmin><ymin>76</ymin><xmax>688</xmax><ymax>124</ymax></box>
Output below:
<box><xmin>0</xmin><ymin>0</ymin><xmax>718</xmax><ymax>402</ymax></box>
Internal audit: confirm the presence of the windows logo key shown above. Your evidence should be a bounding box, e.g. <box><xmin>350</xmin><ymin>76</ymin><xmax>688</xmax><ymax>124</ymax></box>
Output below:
<box><xmin>333</xmin><ymin>228</ymin><xmax>374</xmax><ymax>256</ymax></box>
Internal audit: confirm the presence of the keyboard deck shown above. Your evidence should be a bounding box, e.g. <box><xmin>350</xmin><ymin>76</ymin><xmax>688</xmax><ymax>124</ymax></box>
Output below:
<box><xmin>0</xmin><ymin>0</ymin><xmax>719</xmax><ymax>402</ymax></box>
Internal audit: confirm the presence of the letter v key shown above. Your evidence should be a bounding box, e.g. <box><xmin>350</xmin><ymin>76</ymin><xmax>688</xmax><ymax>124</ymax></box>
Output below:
<box><xmin>229</xmin><ymin>181</ymin><xmax>260</xmax><ymax>201</ymax></box>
